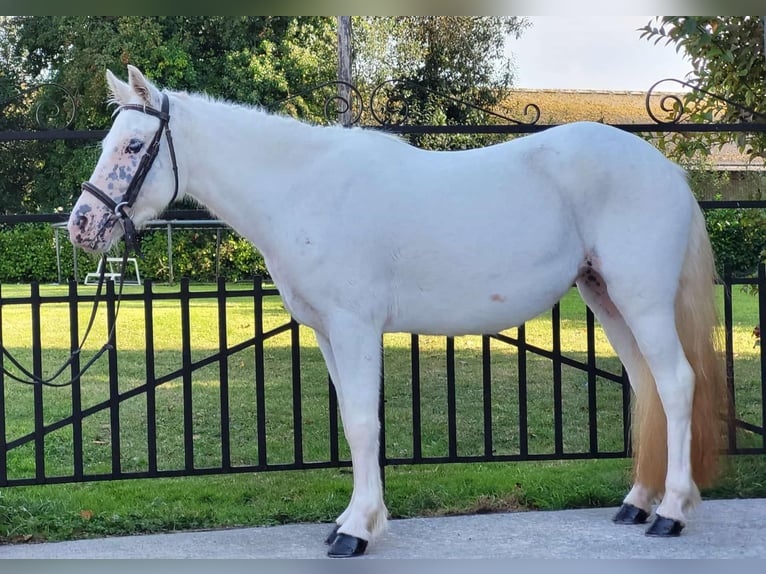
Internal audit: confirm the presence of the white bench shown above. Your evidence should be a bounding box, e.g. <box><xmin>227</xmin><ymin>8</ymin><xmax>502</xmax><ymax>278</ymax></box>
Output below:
<box><xmin>83</xmin><ymin>257</ymin><xmax>142</xmax><ymax>285</ymax></box>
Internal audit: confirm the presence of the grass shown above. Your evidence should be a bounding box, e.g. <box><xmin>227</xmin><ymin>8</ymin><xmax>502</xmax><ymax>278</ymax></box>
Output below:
<box><xmin>0</xmin><ymin>281</ymin><xmax>764</xmax><ymax>543</ymax></box>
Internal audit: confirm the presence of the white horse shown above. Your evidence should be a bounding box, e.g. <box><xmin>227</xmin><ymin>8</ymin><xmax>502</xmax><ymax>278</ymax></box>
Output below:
<box><xmin>69</xmin><ymin>66</ymin><xmax>728</xmax><ymax>557</ymax></box>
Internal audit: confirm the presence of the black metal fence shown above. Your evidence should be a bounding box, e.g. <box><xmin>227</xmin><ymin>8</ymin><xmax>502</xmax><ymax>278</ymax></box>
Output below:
<box><xmin>0</xmin><ymin>269</ymin><xmax>764</xmax><ymax>487</ymax></box>
<box><xmin>1</xmin><ymin>79</ymin><xmax>766</xmax><ymax>486</ymax></box>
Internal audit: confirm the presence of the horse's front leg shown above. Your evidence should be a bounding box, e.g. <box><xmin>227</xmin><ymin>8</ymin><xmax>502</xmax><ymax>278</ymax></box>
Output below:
<box><xmin>315</xmin><ymin>315</ymin><xmax>388</xmax><ymax>558</ymax></box>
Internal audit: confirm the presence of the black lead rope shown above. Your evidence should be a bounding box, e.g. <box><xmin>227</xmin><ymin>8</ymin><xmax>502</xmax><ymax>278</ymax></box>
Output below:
<box><xmin>2</xmin><ymin>93</ymin><xmax>178</xmax><ymax>388</ymax></box>
<box><xmin>1</xmin><ymin>247</ymin><xmax>133</xmax><ymax>388</ymax></box>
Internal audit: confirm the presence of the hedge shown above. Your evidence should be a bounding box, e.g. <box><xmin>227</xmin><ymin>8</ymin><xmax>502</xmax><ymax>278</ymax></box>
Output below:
<box><xmin>0</xmin><ymin>224</ymin><xmax>268</xmax><ymax>284</ymax></box>
<box><xmin>704</xmin><ymin>207</ymin><xmax>766</xmax><ymax>278</ymax></box>
<box><xmin>0</xmin><ymin>212</ymin><xmax>763</xmax><ymax>284</ymax></box>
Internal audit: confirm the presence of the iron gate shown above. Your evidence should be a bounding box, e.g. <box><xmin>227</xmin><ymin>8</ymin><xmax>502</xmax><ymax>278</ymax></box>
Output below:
<box><xmin>1</xmin><ymin>78</ymin><xmax>765</xmax><ymax>486</ymax></box>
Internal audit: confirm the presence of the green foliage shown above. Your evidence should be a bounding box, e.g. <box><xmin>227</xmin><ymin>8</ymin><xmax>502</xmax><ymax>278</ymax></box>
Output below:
<box><xmin>353</xmin><ymin>17</ymin><xmax>528</xmax><ymax>93</ymax></box>
<box><xmin>640</xmin><ymin>17</ymin><xmax>766</xmax><ymax>163</ymax></box>
<box><xmin>137</xmin><ymin>229</ymin><xmax>268</xmax><ymax>283</ymax></box>
<box><xmin>0</xmin><ymin>224</ymin><xmax>69</xmax><ymax>282</ymax></box>
<box><xmin>353</xmin><ymin>17</ymin><xmax>530</xmax><ymax>150</ymax></box>
<box><xmin>0</xmin><ymin>16</ymin><xmax>338</xmax><ymax>215</ymax></box>
<box><xmin>704</xmin><ymin>207</ymin><xmax>766</xmax><ymax>277</ymax></box>
<box><xmin>686</xmin><ymin>169</ymin><xmax>766</xmax><ymax>277</ymax></box>
<box><xmin>0</xmin><ymin>16</ymin><xmax>535</xmax><ymax>215</ymax></box>
<box><xmin>0</xmin><ymin>224</ymin><xmax>268</xmax><ymax>284</ymax></box>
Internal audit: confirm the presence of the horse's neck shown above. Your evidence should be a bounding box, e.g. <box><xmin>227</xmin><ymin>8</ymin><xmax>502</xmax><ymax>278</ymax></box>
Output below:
<box><xmin>174</xmin><ymin>94</ymin><xmax>325</xmax><ymax>252</ymax></box>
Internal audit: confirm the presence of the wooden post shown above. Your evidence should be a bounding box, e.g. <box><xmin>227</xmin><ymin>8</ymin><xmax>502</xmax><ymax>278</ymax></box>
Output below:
<box><xmin>337</xmin><ymin>16</ymin><xmax>352</xmax><ymax>126</ymax></box>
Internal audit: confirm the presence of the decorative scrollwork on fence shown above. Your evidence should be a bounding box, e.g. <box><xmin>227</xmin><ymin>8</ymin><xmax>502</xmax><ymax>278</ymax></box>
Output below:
<box><xmin>0</xmin><ymin>83</ymin><xmax>77</xmax><ymax>130</ymax></box>
<box><xmin>646</xmin><ymin>78</ymin><xmax>766</xmax><ymax>125</ymax></box>
<box><xmin>368</xmin><ymin>80</ymin><xmax>411</xmax><ymax>126</ymax></box>
<box><xmin>267</xmin><ymin>80</ymin><xmax>364</xmax><ymax>126</ymax></box>
<box><xmin>368</xmin><ymin>78</ymin><xmax>541</xmax><ymax>127</ymax></box>
<box><xmin>269</xmin><ymin>78</ymin><xmax>541</xmax><ymax>127</ymax></box>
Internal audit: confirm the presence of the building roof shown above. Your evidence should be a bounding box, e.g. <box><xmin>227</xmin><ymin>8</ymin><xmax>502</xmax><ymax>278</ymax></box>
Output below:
<box><xmin>500</xmin><ymin>88</ymin><xmax>764</xmax><ymax>171</ymax></box>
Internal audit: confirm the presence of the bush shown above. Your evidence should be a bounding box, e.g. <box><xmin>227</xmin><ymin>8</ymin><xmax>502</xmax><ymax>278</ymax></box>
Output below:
<box><xmin>704</xmin><ymin>207</ymin><xmax>766</xmax><ymax>278</ymax></box>
<box><xmin>0</xmin><ymin>224</ymin><xmax>74</xmax><ymax>282</ymax></box>
<box><xmin>0</xmin><ymin>224</ymin><xmax>269</xmax><ymax>284</ymax></box>
<box><xmin>137</xmin><ymin>228</ymin><xmax>268</xmax><ymax>283</ymax></box>
<box><xmin>3</xmin><ymin>207</ymin><xmax>763</xmax><ymax>285</ymax></box>
<box><xmin>686</xmin><ymin>169</ymin><xmax>766</xmax><ymax>278</ymax></box>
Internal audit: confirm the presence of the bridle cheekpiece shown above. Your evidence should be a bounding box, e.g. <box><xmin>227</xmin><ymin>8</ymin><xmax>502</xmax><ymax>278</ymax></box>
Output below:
<box><xmin>81</xmin><ymin>92</ymin><xmax>179</xmax><ymax>253</ymax></box>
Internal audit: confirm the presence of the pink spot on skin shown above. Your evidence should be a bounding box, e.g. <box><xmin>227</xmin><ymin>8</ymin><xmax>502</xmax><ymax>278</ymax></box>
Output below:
<box><xmin>490</xmin><ymin>294</ymin><xmax>506</xmax><ymax>302</ymax></box>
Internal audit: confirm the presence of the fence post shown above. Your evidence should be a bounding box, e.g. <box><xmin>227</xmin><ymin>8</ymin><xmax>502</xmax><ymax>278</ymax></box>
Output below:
<box><xmin>337</xmin><ymin>16</ymin><xmax>353</xmax><ymax>127</ymax></box>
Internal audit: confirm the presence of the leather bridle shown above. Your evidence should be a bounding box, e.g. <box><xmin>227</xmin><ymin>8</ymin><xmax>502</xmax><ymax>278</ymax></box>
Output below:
<box><xmin>0</xmin><ymin>94</ymin><xmax>181</xmax><ymax>388</ymax></box>
<box><xmin>81</xmin><ymin>93</ymin><xmax>179</xmax><ymax>253</ymax></box>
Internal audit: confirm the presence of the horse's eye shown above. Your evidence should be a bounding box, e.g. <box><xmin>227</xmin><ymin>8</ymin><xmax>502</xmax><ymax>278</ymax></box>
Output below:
<box><xmin>126</xmin><ymin>139</ymin><xmax>144</xmax><ymax>154</ymax></box>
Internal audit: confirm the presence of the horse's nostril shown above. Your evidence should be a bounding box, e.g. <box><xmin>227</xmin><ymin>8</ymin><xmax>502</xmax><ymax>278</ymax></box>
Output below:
<box><xmin>72</xmin><ymin>207</ymin><xmax>92</xmax><ymax>231</ymax></box>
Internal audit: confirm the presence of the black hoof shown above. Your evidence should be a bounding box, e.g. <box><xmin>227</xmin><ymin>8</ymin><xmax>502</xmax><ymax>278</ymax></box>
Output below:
<box><xmin>327</xmin><ymin>533</ymin><xmax>368</xmax><ymax>558</ymax></box>
<box><xmin>612</xmin><ymin>503</ymin><xmax>650</xmax><ymax>524</ymax></box>
<box><xmin>645</xmin><ymin>514</ymin><xmax>684</xmax><ymax>537</ymax></box>
<box><xmin>325</xmin><ymin>524</ymin><xmax>340</xmax><ymax>545</ymax></box>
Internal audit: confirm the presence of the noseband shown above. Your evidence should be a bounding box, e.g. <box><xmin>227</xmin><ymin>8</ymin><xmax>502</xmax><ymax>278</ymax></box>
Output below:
<box><xmin>2</xmin><ymin>95</ymin><xmax>180</xmax><ymax>389</ymax></box>
<box><xmin>81</xmin><ymin>93</ymin><xmax>179</xmax><ymax>252</ymax></box>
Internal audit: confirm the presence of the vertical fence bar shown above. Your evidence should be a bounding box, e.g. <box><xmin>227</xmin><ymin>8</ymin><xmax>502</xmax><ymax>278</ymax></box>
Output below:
<box><xmin>291</xmin><ymin>320</ymin><xmax>304</xmax><ymax>465</ymax></box>
<box><xmin>180</xmin><ymin>279</ymin><xmax>194</xmax><ymax>472</ymax></box>
<box><xmin>518</xmin><ymin>324</ymin><xmax>528</xmax><ymax>457</ymax></box>
<box><xmin>143</xmin><ymin>279</ymin><xmax>158</xmax><ymax>475</ymax></box>
<box><xmin>759</xmin><ymin>264</ymin><xmax>766</xmax><ymax>451</ymax></box>
<box><xmin>722</xmin><ymin>273</ymin><xmax>737</xmax><ymax>452</ymax></box>
<box><xmin>379</xmin><ymin>345</ymin><xmax>386</xmax><ymax>486</ymax></box>
<box><xmin>254</xmin><ymin>277</ymin><xmax>268</xmax><ymax>467</ymax></box>
<box><xmin>586</xmin><ymin>308</ymin><xmax>598</xmax><ymax>454</ymax></box>
<box><xmin>622</xmin><ymin>367</ymin><xmax>631</xmax><ymax>456</ymax></box>
<box><xmin>328</xmin><ymin>374</ymin><xmax>340</xmax><ymax>464</ymax></box>
<box><xmin>31</xmin><ymin>282</ymin><xmax>45</xmax><ymax>481</ymax></box>
<box><xmin>68</xmin><ymin>281</ymin><xmax>83</xmax><ymax>479</ymax></box>
<box><xmin>105</xmin><ymin>280</ymin><xmax>121</xmax><ymax>476</ymax></box>
<box><xmin>552</xmin><ymin>303</ymin><xmax>563</xmax><ymax>455</ymax></box>
<box><xmin>446</xmin><ymin>336</ymin><xmax>457</xmax><ymax>459</ymax></box>
<box><xmin>411</xmin><ymin>334</ymin><xmax>422</xmax><ymax>461</ymax></box>
<box><xmin>217</xmin><ymin>278</ymin><xmax>231</xmax><ymax>470</ymax></box>
<box><xmin>482</xmin><ymin>335</ymin><xmax>493</xmax><ymax>458</ymax></box>
<box><xmin>0</xmin><ymin>284</ymin><xmax>7</xmax><ymax>485</ymax></box>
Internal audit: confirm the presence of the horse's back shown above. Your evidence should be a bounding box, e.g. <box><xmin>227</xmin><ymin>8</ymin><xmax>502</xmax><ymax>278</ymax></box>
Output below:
<box><xmin>278</xmin><ymin>122</ymin><xmax>695</xmax><ymax>336</ymax></box>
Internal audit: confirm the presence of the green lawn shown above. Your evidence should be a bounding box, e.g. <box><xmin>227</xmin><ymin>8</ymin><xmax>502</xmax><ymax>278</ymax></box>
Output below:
<box><xmin>0</xmin><ymin>281</ymin><xmax>764</xmax><ymax>542</ymax></box>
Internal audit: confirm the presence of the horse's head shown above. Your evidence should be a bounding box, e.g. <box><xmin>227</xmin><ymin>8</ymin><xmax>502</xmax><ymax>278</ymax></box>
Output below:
<box><xmin>68</xmin><ymin>65</ymin><xmax>180</xmax><ymax>252</ymax></box>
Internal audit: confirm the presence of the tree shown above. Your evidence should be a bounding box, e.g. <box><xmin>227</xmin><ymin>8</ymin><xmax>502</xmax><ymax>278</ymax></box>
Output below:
<box><xmin>640</xmin><ymin>17</ymin><xmax>766</xmax><ymax>161</ymax></box>
<box><xmin>0</xmin><ymin>16</ymin><xmax>531</xmax><ymax>211</ymax></box>
<box><xmin>641</xmin><ymin>18</ymin><xmax>766</xmax><ymax>279</ymax></box>
<box><xmin>352</xmin><ymin>16</ymin><xmax>530</xmax><ymax>148</ymax></box>
<box><xmin>0</xmin><ymin>16</ymin><xmax>338</xmax><ymax>213</ymax></box>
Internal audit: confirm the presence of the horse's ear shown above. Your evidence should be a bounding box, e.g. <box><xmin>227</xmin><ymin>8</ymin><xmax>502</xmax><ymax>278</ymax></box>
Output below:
<box><xmin>127</xmin><ymin>65</ymin><xmax>161</xmax><ymax>108</ymax></box>
<box><xmin>105</xmin><ymin>69</ymin><xmax>132</xmax><ymax>106</ymax></box>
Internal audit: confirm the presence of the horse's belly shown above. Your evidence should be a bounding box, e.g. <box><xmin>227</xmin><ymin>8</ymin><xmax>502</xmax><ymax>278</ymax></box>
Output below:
<box><xmin>385</xmin><ymin>253</ymin><xmax>579</xmax><ymax>336</ymax></box>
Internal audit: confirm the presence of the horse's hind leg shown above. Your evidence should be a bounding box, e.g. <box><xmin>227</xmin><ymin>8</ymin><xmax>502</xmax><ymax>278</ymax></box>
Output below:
<box><xmin>576</xmin><ymin>276</ymin><xmax>655</xmax><ymax>523</ymax></box>
<box><xmin>314</xmin><ymin>314</ymin><xmax>388</xmax><ymax>558</ymax></box>
<box><xmin>625</xmin><ymin>309</ymin><xmax>698</xmax><ymax>534</ymax></box>
<box><xmin>601</xmin><ymin>279</ymin><xmax>699</xmax><ymax>535</ymax></box>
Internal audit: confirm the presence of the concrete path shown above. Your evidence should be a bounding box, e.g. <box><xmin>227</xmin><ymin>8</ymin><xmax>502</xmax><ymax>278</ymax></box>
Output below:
<box><xmin>1</xmin><ymin>498</ymin><xmax>764</xmax><ymax>559</ymax></box>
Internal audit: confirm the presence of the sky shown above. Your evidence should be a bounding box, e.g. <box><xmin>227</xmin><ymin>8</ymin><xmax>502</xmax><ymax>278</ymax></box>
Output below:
<box><xmin>507</xmin><ymin>16</ymin><xmax>694</xmax><ymax>91</ymax></box>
